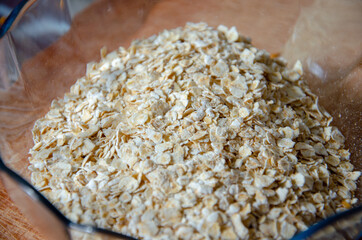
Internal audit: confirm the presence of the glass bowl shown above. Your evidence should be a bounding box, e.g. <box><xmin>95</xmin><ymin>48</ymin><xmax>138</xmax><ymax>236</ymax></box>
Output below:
<box><xmin>0</xmin><ymin>0</ymin><xmax>361</xmax><ymax>239</ymax></box>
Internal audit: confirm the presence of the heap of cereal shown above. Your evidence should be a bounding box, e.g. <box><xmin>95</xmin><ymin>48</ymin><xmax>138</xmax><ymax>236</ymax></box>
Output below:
<box><xmin>29</xmin><ymin>23</ymin><xmax>360</xmax><ymax>239</ymax></box>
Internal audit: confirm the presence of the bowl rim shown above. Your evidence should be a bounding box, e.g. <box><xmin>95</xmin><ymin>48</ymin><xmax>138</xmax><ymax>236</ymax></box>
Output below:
<box><xmin>0</xmin><ymin>0</ymin><xmax>37</xmax><ymax>38</ymax></box>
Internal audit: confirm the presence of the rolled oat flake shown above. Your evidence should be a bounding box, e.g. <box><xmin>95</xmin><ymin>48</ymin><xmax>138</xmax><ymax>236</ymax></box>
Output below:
<box><xmin>29</xmin><ymin>23</ymin><xmax>360</xmax><ymax>240</ymax></box>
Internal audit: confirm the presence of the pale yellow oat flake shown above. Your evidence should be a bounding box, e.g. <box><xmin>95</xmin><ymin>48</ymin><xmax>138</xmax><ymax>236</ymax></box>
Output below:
<box><xmin>29</xmin><ymin>23</ymin><xmax>360</xmax><ymax>240</ymax></box>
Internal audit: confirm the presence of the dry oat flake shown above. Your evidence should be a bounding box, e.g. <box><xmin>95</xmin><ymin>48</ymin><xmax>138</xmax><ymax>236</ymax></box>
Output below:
<box><xmin>29</xmin><ymin>23</ymin><xmax>360</xmax><ymax>240</ymax></box>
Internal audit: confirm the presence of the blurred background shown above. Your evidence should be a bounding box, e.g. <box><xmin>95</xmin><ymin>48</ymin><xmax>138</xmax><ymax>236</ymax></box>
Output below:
<box><xmin>0</xmin><ymin>0</ymin><xmax>20</xmax><ymax>22</ymax></box>
<box><xmin>0</xmin><ymin>0</ymin><xmax>94</xmax><ymax>20</ymax></box>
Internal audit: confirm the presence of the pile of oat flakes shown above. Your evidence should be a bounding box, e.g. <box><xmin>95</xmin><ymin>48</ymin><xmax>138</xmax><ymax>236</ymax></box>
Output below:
<box><xmin>29</xmin><ymin>23</ymin><xmax>360</xmax><ymax>239</ymax></box>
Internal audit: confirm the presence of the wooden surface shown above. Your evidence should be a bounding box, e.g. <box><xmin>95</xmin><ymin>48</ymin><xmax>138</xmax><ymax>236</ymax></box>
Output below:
<box><xmin>0</xmin><ymin>180</ymin><xmax>42</xmax><ymax>240</ymax></box>
<box><xmin>0</xmin><ymin>0</ymin><xmax>360</xmax><ymax>239</ymax></box>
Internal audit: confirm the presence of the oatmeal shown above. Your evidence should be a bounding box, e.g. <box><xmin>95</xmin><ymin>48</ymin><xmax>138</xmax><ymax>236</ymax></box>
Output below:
<box><xmin>29</xmin><ymin>23</ymin><xmax>360</xmax><ymax>239</ymax></box>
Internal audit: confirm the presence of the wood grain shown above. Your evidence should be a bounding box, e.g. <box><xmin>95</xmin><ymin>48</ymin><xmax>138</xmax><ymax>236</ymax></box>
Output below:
<box><xmin>0</xmin><ymin>180</ymin><xmax>43</xmax><ymax>240</ymax></box>
<box><xmin>0</xmin><ymin>0</ymin><xmax>360</xmax><ymax>239</ymax></box>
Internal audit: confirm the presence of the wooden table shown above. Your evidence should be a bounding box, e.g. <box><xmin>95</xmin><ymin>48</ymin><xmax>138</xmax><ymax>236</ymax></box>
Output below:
<box><xmin>0</xmin><ymin>180</ymin><xmax>42</xmax><ymax>240</ymax></box>
<box><xmin>0</xmin><ymin>0</ymin><xmax>360</xmax><ymax>238</ymax></box>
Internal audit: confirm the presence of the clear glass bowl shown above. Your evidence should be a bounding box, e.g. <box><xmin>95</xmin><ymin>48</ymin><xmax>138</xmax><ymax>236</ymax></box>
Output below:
<box><xmin>0</xmin><ymin>0</ymin><xmax>361</xmax><ymax>239</ymax></box>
